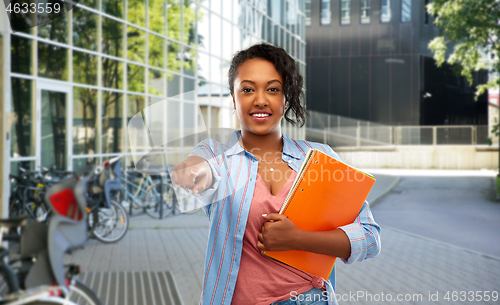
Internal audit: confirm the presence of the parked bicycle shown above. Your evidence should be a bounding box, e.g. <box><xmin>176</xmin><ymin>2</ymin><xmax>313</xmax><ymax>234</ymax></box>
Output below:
<box><xmin>121</xmin><ymin>169</ymin><xmax>175</xmax><ymax>219</ymax></box>
<box><xmin>8</xmin><ymin>161</ymin><xmax>129</xmax><ymax>244</ymax></box>
<box><xmin>85</xmin><ymin>157</ymin><xmax>129</xmax><ymax>243</ymax></box>
<box><xmin>121</xmin><ymin>167</ymin><xmax>202</xmax><ymax>218</ymax></box>
<box><xmin>0</xmin><ymin>166</ymin><xmax>102</xmax><ymax>305</ymax></box>
<box><xmin>8</xmin><ymin>167</ymin><xmax>70</xmax><ymax>223</ymax></box>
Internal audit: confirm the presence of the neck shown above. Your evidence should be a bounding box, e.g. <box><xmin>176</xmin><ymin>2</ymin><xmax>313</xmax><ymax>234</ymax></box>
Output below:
<box><xmin>240</xmin><ymin>129</ymin><xmax>283</xmax><ymax>156</ymax></box>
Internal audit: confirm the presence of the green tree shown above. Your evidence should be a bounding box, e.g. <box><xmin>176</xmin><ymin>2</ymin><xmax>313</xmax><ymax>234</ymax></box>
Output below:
<box><xmin>427</xmin><ymin>0</ymin><xmax>500</xmax><ymax>174</ymax></box>
<box><xmin>428</xmin><ymin>0</ymin><xmax>500</xmax><ymax>97</ymax></box>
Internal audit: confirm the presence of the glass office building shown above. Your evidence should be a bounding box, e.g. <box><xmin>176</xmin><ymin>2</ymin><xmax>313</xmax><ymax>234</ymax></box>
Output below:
<box><xmin>7</xmin><ymin>0</ymin><xmax>306</xmax><ymax>174</ymax></box>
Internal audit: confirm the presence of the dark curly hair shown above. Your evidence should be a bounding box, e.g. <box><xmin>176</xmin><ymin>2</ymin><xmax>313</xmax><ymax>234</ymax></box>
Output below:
<box><xmin>228</xmin><ymin>43</ymin><xmax>307</xmax><ymax>127</ymax></box>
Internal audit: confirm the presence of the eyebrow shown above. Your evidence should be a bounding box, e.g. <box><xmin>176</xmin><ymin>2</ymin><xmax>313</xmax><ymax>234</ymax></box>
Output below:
<box><xmin>240</xmin><ymin>79</ymin><xmax>282</xmax><ymax>86</ymax></box>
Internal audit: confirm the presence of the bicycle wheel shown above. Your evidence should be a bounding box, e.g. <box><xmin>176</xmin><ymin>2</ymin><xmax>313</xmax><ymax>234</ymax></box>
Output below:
<box><xmin>8</xmin><ymin>197</ymin><xmax>26</xmax><ymax>218</ymax></box>
<box><xmin>124</xmin><ymin>196</ymin><xmax>144</xmax><ymax>216</ymax></box>
<box><xmin>91</xmin><ymin>201</ymin><xmax>129</xmax><ymax>244</ymax></box>
<box><xmin>120</xmin><ymin>184</ymin><xmax>145</xmax><ymax>216</ymax></box>
<box><xmin>67</xmin><ymin>279</ymin><xmax>102</xmax><ymax>305</ymax></box>
<box><xmin>144</xmin><ymin>182</ymin><xmax>175</xmax><ymax>219</ymax></box>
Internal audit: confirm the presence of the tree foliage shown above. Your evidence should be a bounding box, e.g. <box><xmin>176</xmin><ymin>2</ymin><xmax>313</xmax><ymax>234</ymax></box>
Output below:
<box><xmin>427</xmin><ymin>0</ymin><xmax>500</xmax><ymax>98</ymax></box>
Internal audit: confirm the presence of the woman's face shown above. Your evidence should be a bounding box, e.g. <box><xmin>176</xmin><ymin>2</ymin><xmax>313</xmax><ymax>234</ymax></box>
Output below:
<box><xmin>232</xmin><ymin>58</ymin><xmax>285</xmax><ymax>136</ymax></box>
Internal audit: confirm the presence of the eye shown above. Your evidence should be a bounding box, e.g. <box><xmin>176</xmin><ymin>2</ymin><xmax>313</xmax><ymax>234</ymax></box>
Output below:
<box><xmin>242</xmin><ymin>88</ymin><xmax>254</xmax><ymax>93</ymax></box>
<box><xmin>268</xmin><ymin>87</ymin><xmax>280</xmax><ymax>92</ymax></box>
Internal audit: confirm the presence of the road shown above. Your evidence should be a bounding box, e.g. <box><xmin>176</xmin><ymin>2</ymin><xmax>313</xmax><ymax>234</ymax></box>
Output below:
<box><xmin>369</xmin><ymin>169</ymin><xmax>500</xmax><ymax>258</ymax></box>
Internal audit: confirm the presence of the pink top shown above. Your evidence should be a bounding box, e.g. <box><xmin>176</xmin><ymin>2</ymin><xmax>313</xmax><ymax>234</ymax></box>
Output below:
<box><xmin>231</xmin><ymin>171</ymin><xmax>325</xmax><ymax>305</ymax></box>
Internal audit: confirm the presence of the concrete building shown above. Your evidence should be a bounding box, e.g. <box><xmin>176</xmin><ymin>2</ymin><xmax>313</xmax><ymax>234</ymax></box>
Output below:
<box><xmin>304</xmin><ymin>0</ymin><xmax>488</xmax><ymax>126</ymax></box>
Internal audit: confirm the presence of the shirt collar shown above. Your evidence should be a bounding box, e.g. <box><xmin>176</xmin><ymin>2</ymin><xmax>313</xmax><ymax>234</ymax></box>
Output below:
<box><xmin>224</xmin><ymin>130</ymin><xmax>302</xmax><ymax>161</ymax></box>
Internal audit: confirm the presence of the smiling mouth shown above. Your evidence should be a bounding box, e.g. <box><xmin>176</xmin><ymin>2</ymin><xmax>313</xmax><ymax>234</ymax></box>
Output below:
<box><xmin>251</xmin><ymin>113</ymin><xmax>271</xmax><ymax>117</ymax></box>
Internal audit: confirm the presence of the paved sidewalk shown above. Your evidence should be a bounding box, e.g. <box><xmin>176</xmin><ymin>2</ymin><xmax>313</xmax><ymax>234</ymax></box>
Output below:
<box><xmin>335</xmin><ymin>226</ymin><xmax>500</xmax><ymax>305</ymax></box>
<box><xmin>66</xmin><ymin>213</ymin><xmax>209</xmax><ymax>304</ymax></box>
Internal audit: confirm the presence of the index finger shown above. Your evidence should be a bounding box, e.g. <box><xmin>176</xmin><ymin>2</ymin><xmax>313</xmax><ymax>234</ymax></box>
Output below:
<box><xmin>263</xmin><ymin>213</ymin><xmax>287</xmax><ymax>221</ymax></box>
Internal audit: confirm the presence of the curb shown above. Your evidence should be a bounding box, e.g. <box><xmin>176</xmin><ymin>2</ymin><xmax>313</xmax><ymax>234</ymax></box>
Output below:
<box><xmin>369</xmin><ymin>176</ymin><xmax>402</xmax><ymax>208</ymax></box>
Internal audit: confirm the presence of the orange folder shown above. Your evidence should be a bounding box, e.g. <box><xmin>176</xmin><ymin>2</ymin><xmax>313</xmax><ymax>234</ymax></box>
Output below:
<box><xmin>262</xmin><ymin>148</ymin><xmax>376</xmax><ymax>279</ymax></box>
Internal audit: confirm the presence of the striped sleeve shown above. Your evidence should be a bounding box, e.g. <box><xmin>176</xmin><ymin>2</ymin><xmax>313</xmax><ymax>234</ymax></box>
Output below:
<box><xmin>188</xmin><ymin>138</ymin><xmax>224</xmax><ymax>213</ymax></box>
<box><xmin>338</xmin><ymin>201</ymin><xmax>381</xmax><ymax>264</ymax></box>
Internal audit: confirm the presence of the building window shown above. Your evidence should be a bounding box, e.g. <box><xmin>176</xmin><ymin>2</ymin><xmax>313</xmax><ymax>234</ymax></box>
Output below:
<box><xmin>340</xmin><ymin>0</ymin><xmax>350</xmax><ymax>25</ymax></box>
<box><xmin>305</xmin><ymin>0</ymin><xmax>311</xmax><ymax>26</ymax></box>
<box><xmin>360</xmin><ymin>0</ymin><xmax>370</xmax><ymax>24</ymax></box>
<box><xmin>321</xmin><ymin>0</ymin><xmax>331</xmax><ymax>25</ymax></box>
<box><xmin>401</xmin><ymin>0</ymin><xmax>411</xmax><ymax>22</ymax></box>
<box><xmin>381</xmin><ymin>0</ymin><xmax>391</xmax><ymax>23</ymax></box>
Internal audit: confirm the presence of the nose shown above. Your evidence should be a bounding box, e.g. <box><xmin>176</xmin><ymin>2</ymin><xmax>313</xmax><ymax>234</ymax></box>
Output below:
<box><xmin>253</xmin><ymin>90</ymin><xmax>268</xmax><ymax>107</ymax></box>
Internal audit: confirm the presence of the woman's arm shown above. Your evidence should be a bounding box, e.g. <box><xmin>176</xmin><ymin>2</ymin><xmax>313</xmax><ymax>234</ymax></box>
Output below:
<box><xmin>257</xmin><ymin>214</ymin><xmax>350</xmax><ymax>259</ymax></box>
<box><xmin>337</xmin><ymin>201</ymin><xmax>381</xmax><ymax>263</ymax></box>
<box><xmin>292</xmin><ymin>228</ymin><xmax>351</xmax><ymax>259</ymax></box>
<box><xmin>257</xmin><ymin>202</ymin><xmax>381</xmax><ymax>262</ymax></box>
<box><xmin>173</xmin><ymin>156</ymin><xmax>214</xmax><ymax>194</ymax></box>
<box><xmin>177</xmin><ymin>138</ymin><xmax>224</xmax><ymax>216</ymax></box>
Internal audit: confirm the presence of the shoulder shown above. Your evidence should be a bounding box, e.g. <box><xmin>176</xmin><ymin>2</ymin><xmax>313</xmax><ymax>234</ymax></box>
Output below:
<box><xmin>194</xmin><ymin>138</ymin><xmax>225</xmax><ymax>152</ymax></box>
<box><xmin>291</xmin><ymin>139</ymin><xmax>342</xmax><ymax>161</ymax></box>
<box><xmin>189</xmin><ymin>138</ymin><xmax>225</xmax><ymax>163</ymax></box>
<box><xmin>198</xmin><ymin>130</ymin><xmax>239</xmax><ymax>151</ymax></box>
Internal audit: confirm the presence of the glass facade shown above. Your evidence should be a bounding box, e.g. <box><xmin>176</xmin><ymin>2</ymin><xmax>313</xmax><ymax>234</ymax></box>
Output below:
<box><xmin>9</xmin><ymin>0</ymin><xmax>306</xmax><ymax>171</ymax></box>
<box><xmin>321</xmin><ymin>0</ymin><xmax>331</xmax><ymax>25</ymax></box>
<box><xmin>305</xmin><ymin>0</ymin><xmax>311</xmax><ymax>26</ymax></box>
<box><xmin>381</xmin><ymin>0</ymin><xmax>391</xmax><ymax>23</ymax></box>
<box><xmin>401</xmin><ymin>0</ymin><xmax>411</xmax><ymax>23</ymax></box>
<box><xmin>425</xmin><ymin>0</ymin><xmax>429</xmax><ymax>24</ymax></box>
<box><xmin>340</xmin><ymin>0</ymin><xmax>350</xmax><ymax>25</ymax></box>
<box><xmin>360</xmin><ymin>0</ymin><xmax>370</xmax><ymax>24</ymax></box>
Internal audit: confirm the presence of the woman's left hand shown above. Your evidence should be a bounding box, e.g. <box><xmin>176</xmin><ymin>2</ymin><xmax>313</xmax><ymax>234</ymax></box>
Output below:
<box><xmin>257</xmin><ymin>213</ymin><xmax>301</xmax><ymax>251</ymax></box>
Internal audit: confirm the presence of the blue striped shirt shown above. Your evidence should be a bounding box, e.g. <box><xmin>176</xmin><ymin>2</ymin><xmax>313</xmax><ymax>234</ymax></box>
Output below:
<box><xmin>189</xmin><ymin>130</ymin><xmax>381</xmax><ymax>305</ymax></box>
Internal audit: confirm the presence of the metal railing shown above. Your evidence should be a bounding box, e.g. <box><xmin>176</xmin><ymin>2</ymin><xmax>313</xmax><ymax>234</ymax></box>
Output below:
<box><xmin>305</xmin><ymin>111</ymin><xmax>489</xmax><ymax>148</ymax></box>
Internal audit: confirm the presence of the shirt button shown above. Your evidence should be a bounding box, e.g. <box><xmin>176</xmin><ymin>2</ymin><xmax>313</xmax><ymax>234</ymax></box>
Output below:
<box><xmin>288</xmin><ymin>160</ymin><xmax>292</xmax><ymax>163</ymax></box>
<box><xmin>250</xmin><ymin>178</ymin><xmax>252</xmax><ymax>181</ymax></box>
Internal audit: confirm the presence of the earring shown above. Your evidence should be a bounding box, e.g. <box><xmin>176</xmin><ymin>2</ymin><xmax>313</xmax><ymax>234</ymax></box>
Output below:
<box><xmin>232</xmin><ymin>108</ymin><xmax>236</xmax><ymax>114</ymax></box>
<box><xmin>284</xmin><ymin>102</ymin><xmax>289</xmax><ymax>110</ymax></box>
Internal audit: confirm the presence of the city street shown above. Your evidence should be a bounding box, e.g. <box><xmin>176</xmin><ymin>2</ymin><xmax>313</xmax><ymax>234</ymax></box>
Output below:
<box><xmin>369</xmin><ymin>169</ymin><xmax>500</xmax><ymax>257</ymax></box>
